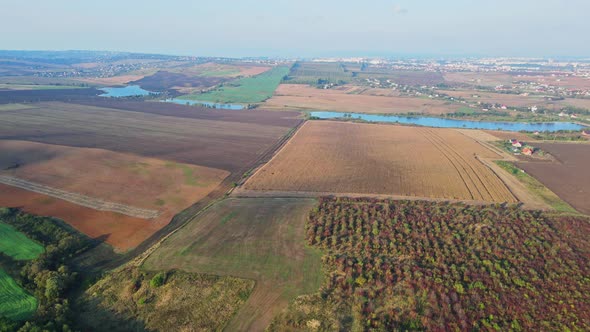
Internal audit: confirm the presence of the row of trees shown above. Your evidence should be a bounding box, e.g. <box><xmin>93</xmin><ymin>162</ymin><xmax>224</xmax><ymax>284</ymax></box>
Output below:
<box><xmin>303</xmin><ymin>197</ymin><xmax>590</xmax><ymax>331</ymax></box>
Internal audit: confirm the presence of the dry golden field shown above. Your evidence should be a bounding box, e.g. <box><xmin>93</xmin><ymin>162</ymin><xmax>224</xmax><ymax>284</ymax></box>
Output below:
<box><xmin>244</xmin><ymin>121</ymin><xmax>517</xmax><ymax>202</ymax></box>
<box><xmin>264</xmin><ymin>84</ymin><xmax>461</xmax><ymax>114</ymax></box>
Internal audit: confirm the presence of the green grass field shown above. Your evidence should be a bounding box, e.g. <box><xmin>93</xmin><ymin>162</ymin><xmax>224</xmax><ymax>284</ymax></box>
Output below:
<box><xmin>178</xmin><ymin>66</ymin><xmax>289</xmax><ymax>103</ymax></box>
<box><xmin>0</xmin><ymin>222</ymin><xmax>43</xmax><ymax>320</ymax></box>
<box><xmin>144</xmin><ymin>197</ymin><xmax>323</xmax><ymax>331</ymax></box>
<box><xmin>0</xmin><ymin>269</ymin><xmax>38</xmax><ymax>321</ymax></box>
<box><xmin>0</xmin><ymin>223</ymin><xmax>44</xmax><ymax>260</ymax></box>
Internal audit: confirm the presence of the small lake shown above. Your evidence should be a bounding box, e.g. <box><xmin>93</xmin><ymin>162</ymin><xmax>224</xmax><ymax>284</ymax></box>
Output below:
<box><xmin>99</xmin><ymin>85</ymin><xmax>156</xmax><ymax>97</ymax></box>
<box><xmin>310</xmin><ymin>111</ymin><xmax>586</xmax><ymax>132</ymax></box>
<box><xmin>162</xmin><ymin>98</ymin><xmax>244</xmax><ymax>110</ymax></box>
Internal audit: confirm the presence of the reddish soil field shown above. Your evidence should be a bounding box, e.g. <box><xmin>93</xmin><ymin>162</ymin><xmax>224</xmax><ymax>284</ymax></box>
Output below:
<box><xmin>0</xmin><ymin>184</ymin><xmax>159</xmax><ymax>251</ymax></box>
<box><xmin>516</xmin><ymin>143</ymin><xmax>590</xmax><ymax>214</ymax></box>
<box><xmin>265</xmin><ymin>84</ymin><xmax>460</xmax><ymax>114</ymax></box>
<box><xmin>0</xmin><ymin>102</ymin><xmax>300</xmax><ymax>172</ymax></box>
<box><xmin>0</xmin><ymin>140</ymin><xmax>229</xmax><ymax>250</ymax></box>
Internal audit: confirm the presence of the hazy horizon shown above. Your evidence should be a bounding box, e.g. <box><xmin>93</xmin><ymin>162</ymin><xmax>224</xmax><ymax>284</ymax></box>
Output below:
<box><xmin>3</xmin><ymin>0</ymin><xmax>590</xmax><ymax>58</ymax></box>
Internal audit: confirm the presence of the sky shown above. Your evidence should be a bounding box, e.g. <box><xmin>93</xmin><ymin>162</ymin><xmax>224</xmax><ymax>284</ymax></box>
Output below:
<box><xmin>2</xmin><ymin>0</ymin><xmax>589</xmax><ymax>58</ymax></box>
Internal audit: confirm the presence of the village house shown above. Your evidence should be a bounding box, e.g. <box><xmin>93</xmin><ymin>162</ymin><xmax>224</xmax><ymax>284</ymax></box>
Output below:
<box><xmin>510</xmin><ymin>139</ymin><xmax>522</xmax><ymax>148</ymax></box>
<box><xmin>522</xmin><ymin>147</ymin><xmax>534</xmax><ymax>156</ymax></box>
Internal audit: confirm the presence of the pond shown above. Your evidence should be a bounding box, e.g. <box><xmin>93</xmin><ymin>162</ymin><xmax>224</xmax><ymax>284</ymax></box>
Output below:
<box><xmin>309</xmin><ymin>111</ymin><xmax>586</xmax><ymax>132</ymax></box>
<box><xmin>99</xmin><ymin>85</ymin><xmax>156</xmax><ymax>97</ymax></box>
<box><xmin>162</xmin><ymin>98</ymin><xmax>244</xmax><ymax>110</ymax></box>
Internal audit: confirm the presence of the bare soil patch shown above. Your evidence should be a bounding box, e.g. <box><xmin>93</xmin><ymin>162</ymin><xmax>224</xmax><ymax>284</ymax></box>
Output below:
<box><xmin>0</xmin><ymin>102</ymin><xmax>299</xmax><ymax>172</ymax></box>
<box><xmin>516</xmin><ymin>143</ymin><xmax>590</xmax><ymax>214</ymax></box>
<box><xmin>0</xmin><ymin>88</ymin><xmax>100</xmax><ymax>104</ymax></box>
<box><xmin>76</xmin><ymin>99</ymin><xmax>302</xmax><ymax>127</ymax></box>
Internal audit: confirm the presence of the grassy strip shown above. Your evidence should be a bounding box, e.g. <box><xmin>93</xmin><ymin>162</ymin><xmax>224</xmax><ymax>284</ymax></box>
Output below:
<box><xmin>0</xmin><ymin>269</ymin><xmax>37</xmax><ymax>321</ymax></box>
<box><xmin>79</xmin><ymin>268</ymin><xmax>254</xmax><ymax>332</ymax></box>
<box><xmin>0</xmin><ymin>223</ymin><xmax>44</xmax><ymax>260</ymax></box>
<box><xmin>179</xmin><ymin>66</ymin><xmax>289</xmax><ymax>103</ymax></box>
<box><xmin>495</xmin><ymin>161</ymin><xmax>578</xmax><ymax>213</ymax></box>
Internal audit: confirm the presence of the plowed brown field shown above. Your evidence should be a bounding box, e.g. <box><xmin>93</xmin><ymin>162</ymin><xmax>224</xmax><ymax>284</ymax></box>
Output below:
<box><xmin>516</xmin><ymin>143</ymin><xmax>590</xmax><ymax>214</ymax></box>
<box><xmin>264</xmin><ymin>84</ymin><xmax>461</xmax><ymax>114</ymax></box>
<box><xmin>0</xmin><ymin>140</ymin><xmax>229</xmax><ymax>250</ymax></box>
<box><xmin>244</xmin><ymin>121</ymin><xmax>516</xmax><ymax>202</ymax></box>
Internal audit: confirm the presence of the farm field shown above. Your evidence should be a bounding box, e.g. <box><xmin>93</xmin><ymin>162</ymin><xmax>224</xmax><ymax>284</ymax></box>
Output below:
<box><xmin>0</xmin><ymin>184</ymin><xmax>157</xmax><ymax>251</ymax></box>
<box><xmin>80</xmin><ymin>268</ymin><xmax>254</xmax><ymax>332</ymax></box>
<box><xmin>0</xmin><ymin>269</ymin><xmax>37</xmax><ymax>321</ymax></box>
<box><xmin>484</xmin><ymin>130</ymin><xmax>539</xmax><ymax>142</ymax></box>
<box><xmin>0</xmin><ymin>221</ymin><xmax>43</xmax><ymax>321</ymax></box>
<box><xmin>178</xmin><ymin>66</ymin><xmax>290</xmax><ymax>103</ymax></box>
<box><xmin>0</xmin><ymin>101</ymin><xmax>300</xmax><ymax>171</ymax></box>
<box><xmin>130</xmin><ymin>70</ymin><xmax>227</xmax><ymax>92</ymax></box>
<box><xmin>439</xmin><ymin>89</ymin><xmax>590</xmax><ymax>111</ymax></box>
<box><xmin>270</xmin><ymin>198</ymin><xmax>590</xmax><ymax>331</ymax></box>
<box><xmin>144</xmin><ymin>197</ymin><xmax>323</xmax><ymax>331</ymax></box>
<box><xmin>516</xmin><ymin>143</ymin><xmax>590</xmax><ymax>214</ymax></box>
<box><xmin>180</xmin><ymin>62</ymin><xmax>272</xmax><ymax>77</ymax></box>
<box><xmin>0</xmin><ymin>140</ymin><xmax>229</xmax><ymax>250</ymax></box>
<box><xmin>74</xmin><ymin>74</ymin><xmax>151</xmax><ymax>87</ymax></box>
<box><xmin>0</xmin><ymin>88</ymin><xmax>100</xmax><ymax>104</ymax></box>
<box><xmin>516</xmin><ymin>74</ymin><xmax>590</xmax><ymax>90</ymax></box>
<box><xmin>0</xmin><ymin>83</ymin><xmax>85</xmax><ymax>91</ymax></box>
<box><xmin>284</xmin><ymin>61</ymin><xmax>355</xmax><ymax>84</ymax></box>
<box><xmin>443</xmin><ymin>72</ymin><xmax>517</xmax><ymax>87</ymax></box>
<box><xmin>264</xmin><ymin>84</ymin><xmax>462</xmax><ymax>114</ymax></box>
<box><xmin>75</xmin><ymin>99</ymin><xmax>302</xmax><ymax>126</ymax></box>
<box><xmin>244</xmin><ymin>121</ymin><xmax>516</xmax><ymax>202</ymax></box>
<box><xmin>0</xmin><ymin>222</ymin><xmax>44</xmax><ymax>260</ymax></box>
<box><xmin>438</xmin><ymin>89</ymin><xmax>554</xmax><ymax>108</ymax></box>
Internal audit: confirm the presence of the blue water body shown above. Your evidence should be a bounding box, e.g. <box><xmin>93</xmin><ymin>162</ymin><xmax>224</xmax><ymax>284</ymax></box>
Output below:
<box><xmin>310</xmin><ymin>111</ymin><xmax>586</xmax><ymax>132</ymax></box>
<box><xmin>162</xmin><ymin>98</ymin><xmax>244</xmax><ymax>110</ymax></box>
<box><xmin>99</xmin><ymin>85</ymin><xmax>156</xmax><ymax>97</ymax></box>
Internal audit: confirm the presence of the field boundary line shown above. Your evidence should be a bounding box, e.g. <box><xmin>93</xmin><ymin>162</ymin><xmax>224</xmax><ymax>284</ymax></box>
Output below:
<box><xmin>240</xmin><ymin>119</ymin><xmax>308</xmax><ymax>188</ymax></box>
<box><xmin>232</xmin><ymin>188</ymin><xmax>502</xmax><ymax>206</ymax></box>
<box><xmin>0</xmin><ymin>176</ymin><xmax>160</xmax><ymax>219</ymax></box>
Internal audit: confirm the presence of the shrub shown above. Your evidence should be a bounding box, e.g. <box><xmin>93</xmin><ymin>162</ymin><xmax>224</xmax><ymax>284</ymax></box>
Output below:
<box><xmin>150</xmin><ymin>273</ymin><xmax>166</xmax><ymax>288</ymax></box>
